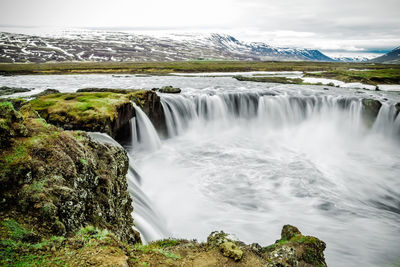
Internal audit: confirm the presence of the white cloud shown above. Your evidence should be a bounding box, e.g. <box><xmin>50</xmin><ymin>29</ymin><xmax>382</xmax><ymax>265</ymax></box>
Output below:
<box><xmin>0</xmin><ymin>0</ymin><xmax>399</xmax><ymax>54</ymax></box>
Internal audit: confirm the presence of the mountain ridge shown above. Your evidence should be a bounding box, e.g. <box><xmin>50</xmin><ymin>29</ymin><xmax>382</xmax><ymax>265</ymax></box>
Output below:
<box><xmin>370</xmin><ymin>46</ymin><xmax>400</xmax><ymax>64</ymax></box>
<box><xmin>0</xmin><ymin>30</ymin><xmax>336</xmax><ymax>63</ymax></box>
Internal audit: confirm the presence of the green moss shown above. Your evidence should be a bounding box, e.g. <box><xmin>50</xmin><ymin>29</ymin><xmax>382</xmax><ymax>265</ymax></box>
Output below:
<box><xmin>76</xmin><ymin>226</ymin><xmax>110</xmax><ymax>242</ymax></box>
<box><xmin>0</xmin><ymin>101</ymin><xmax>14</xmax><ymax>108</ymax></box>
<box><xmin>128</xmin><ymin>90</ymin><xmax>148</xmax><ymax>108</ymax></box>
<box><xmin>133</xmin><ymin>239</ymin><xmax>181</xmax><ymax>254</ymax></box>
<box><xmin>133</xmin><ymin>242</ymin><xmax>181</xmax><ymax>261</ymax></box>
<box><xmin>153</xmin><ymin>248</ymin><xmax>181</xmax><ymax>259</ymax></box>
<box><xmin>5</xmin><ymin>145</ymin><xmax>28</xmax><ymax>164</ymax></box>
<box><xmin>29</xmin><ymin>92</ymin><xmax>133</xmax><ymax>134</ymax></box>
<box><xmin>234</xmin><ymin>75</ymin><xmax>303</xmax><ymax>84</ymax></box>
<box><xmin>0</xmin><ymin>220</ymin><xmax>65</xmax><ymax>266</ymax></box>
<box><xmin>1</xmin><ymin>220</ymin><xmax>31</xmax><ymax>241</ymax></box>
<box><xmin>276</xmin><ymin>238</ymin><xmax>289</xmax><ymax>245</ymax></box>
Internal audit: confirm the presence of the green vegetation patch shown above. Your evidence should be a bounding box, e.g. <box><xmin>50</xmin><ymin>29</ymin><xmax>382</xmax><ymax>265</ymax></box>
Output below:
<box><xmin>304</xmin><ymin>68</ymin><xmax>400</xmax><ymax>85</ymax></box>
<box><xmin>0</xmin><ymin>219</ymin><xmax>62</xmax><ymax>266</ymax></box>
<box><xmin>30</xmin><ymin>92</ymin><xmax>130</xmax><ymax>122</ymax></box>
<box><xmin>1</xmin><ymin>60</ymin><xmax>399</xmax><ymax>76</ymax></box>
<box><xmin>234</xmin><ymin>75</ymin><xmax>303</xmax><ymax>84</ymax></box>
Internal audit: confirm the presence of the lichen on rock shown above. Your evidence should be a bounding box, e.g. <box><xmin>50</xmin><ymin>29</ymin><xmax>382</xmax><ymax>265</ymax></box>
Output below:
<box><xmin>220</xmin><ymin>241</ymin><xmax>243</xmax><ymax>261</ymax></box>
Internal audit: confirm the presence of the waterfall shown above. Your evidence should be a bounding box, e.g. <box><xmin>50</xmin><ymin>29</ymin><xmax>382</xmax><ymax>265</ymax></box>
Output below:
<box><xmin>160</xmin><ymin>93</ymin><xmax>384</xmax><ymax>136</ymax></box>
<box><xmin>372</xmin><ymin>102</ymin><xmax>400</xmax><ymax>137</ymax></box>
<box><xmin>126</xmin><ymin>167</ymin><xmax>168</xmax><ymax>243</ymax></box>
<box><xmin>130</xmin><ymin>102</ymin><xmax>162</xmax><ymax>152</ymax></box>
<box><xmin>87</xmin><ymin>132</ymin><xmax>168</xmax><ymax>243</ymax></box>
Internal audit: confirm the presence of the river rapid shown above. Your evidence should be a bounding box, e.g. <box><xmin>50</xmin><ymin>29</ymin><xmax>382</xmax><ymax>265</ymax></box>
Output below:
<box><xmin>1</xmin><ymin>73</ymin><xmax>400</xmax><ymax>266</ymax></box>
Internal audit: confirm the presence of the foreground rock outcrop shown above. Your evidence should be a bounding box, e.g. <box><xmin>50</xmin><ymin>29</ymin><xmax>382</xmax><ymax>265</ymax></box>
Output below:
<box><xmin>0</xmin><ymin>220</ymin><xmax>326</xmax><ymax>267</ymax></box>
<box><xmin>0</xmin><ymin>102</ymin><xmax>140</xmax><ymax>244</ymax></box>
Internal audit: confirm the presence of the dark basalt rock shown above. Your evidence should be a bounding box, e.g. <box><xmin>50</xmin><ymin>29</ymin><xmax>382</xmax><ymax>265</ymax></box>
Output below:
<box><xmin>0</xmin><ymin>86</ymin><xmax>31</xmax><ymax>96</ymax></box>
<box><xmin>362</xmin><ymin>98</ymin><xmax>382</xmax><ymax>127</ymax></box>
<box><xmin>395</xmin><ymin>102</ymin><xmax>400</xmax><ymax>117</ymax></box>
<box><xmin>136</xmin><ymin>90</ymin><xmax>167</xmax><ymax>136</ymax></box>
<box><xmin>32</xmin><ymin>88</ymin><xmax>60</xmax><ymax>97</ymax></box>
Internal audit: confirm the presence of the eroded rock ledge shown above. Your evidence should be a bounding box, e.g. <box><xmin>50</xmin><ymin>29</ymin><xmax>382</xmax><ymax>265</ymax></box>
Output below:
<box><xmin>29</xmin><ymin>89</ymin><xmax>166</xmax><ymax>138</ymax></box>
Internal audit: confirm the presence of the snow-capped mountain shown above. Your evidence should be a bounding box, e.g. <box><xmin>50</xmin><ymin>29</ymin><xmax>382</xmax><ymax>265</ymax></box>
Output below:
<box><xmin>0</xmin><ymin>29</ymin><xmax>335</xmax><ymax>63</ymax></box>
<box><xmin>331</xmin><ymin>56</ymin><xmax>372</xmax><ymax>62</ymax></box>
<box><xmin>370</xmin><ymin>46</ymin><xmax>400</xmax><ymax>64</ymax></box>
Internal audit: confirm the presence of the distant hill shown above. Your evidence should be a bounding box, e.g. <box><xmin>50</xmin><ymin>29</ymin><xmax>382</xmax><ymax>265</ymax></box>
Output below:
<box><xmin>0</xmin><ymin>30</ymin><xmax>335</xmax><ymax>63</ymax></box>
<box><xmin>370</xmin><ymin>47</ymin><xmax>400</xmax><ymax>64</ymax></box>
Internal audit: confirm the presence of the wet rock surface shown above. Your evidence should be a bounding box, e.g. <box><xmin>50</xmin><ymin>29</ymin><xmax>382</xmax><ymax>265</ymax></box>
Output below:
<box><xmin>0</xmin><ymin>86</ymin><xmax>31</xmax><ymax>96</ymax></box>
<box><xmin>362</xmin><ymin>98</ymin><xmax>383</xmax><ymax>127</ymax></box>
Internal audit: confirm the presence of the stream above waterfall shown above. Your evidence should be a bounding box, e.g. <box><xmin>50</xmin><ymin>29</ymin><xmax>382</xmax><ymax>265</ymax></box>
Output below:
<box><xmin>1</xmin><ymin>73</ymin><xmax>400</xmax><ymax>267</ymax></box>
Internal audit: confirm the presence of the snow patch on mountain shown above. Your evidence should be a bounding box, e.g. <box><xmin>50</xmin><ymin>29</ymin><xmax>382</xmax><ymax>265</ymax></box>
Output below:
<box><xmin>0</xmin><ymin>29</ymin><xmax>335</xmax><ymax>63</ymax></box>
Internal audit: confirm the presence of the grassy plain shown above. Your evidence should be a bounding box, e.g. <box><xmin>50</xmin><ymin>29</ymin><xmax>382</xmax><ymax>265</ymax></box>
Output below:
<box><xmin>1</xmin><ymin>61</ymin><xmax>399</xmax><ymax>85</ymax></box>
<box><xmin>0</xmin><ymin>60</ymin><xmax>397</xmax><ymax>74</ymax></box>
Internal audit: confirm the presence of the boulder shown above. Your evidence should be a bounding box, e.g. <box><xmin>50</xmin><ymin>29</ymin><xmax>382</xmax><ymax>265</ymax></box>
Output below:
<box><xmin>158</xmin><ymin>86</ymin><xmax>181</xmax><ymax>94</ymax></box>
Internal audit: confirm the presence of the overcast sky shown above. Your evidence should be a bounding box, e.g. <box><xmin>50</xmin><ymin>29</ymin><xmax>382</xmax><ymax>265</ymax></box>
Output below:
<box><xmin>1</xmin><ymin>0</ymin><xmax>399</xmax><ymax>57</ymax></box>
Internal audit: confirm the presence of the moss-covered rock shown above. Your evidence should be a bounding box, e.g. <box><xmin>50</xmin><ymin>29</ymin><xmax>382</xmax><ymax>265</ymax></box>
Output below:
<box><xmin>281</xmin><ymin>224</ymin><xmax>301</xmax><ymax>240</ymax></box>
<box><xmin>0</xmin><ymin>102</ymin><xmax>140</xmax><ymax>244</ymax></box>
<box><xmin>0</xmin><ymin>101</ymin><xmax>28</xmax><ymax>149</ymax></box>
<box><xmin>157</xmin><ymin>86</ymin><xmax>182</xmax><ymax>94</ymax></box>
<box><xmin>29</xmin><ymin>92</ymin><xmax>135</xmax><ymax>138</ymax></box>
<box><xmin>29</xmin><ymin>90</ymin><xmax>167</xmax><ymax>138</ymax></box>
<box><xmin>264</xmin><ymin>224</ymin><xmax>327</xmax><ymax>267</ymax></box>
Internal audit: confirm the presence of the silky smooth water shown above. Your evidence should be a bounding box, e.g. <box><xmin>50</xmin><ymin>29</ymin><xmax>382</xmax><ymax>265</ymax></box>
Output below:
<box><xmin>136</xmin><ymin>92</ymin><xmax>400</xmax><ymax>267</ymax></box>
<box><xmin>1</xmin><ymin>74</ymin><xmax>400</xmax><ymax>266</ymax></box>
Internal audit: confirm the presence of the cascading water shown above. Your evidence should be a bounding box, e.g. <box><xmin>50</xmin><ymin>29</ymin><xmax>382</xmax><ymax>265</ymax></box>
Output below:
<box><xmin>160</xmin><ymin>93</ymin><xmax>370</xmax><ymax>135</ymax></box>
<box><xmin>130</xmin><ymin>102</ymin><xmax>161</xmax><ymax>152</ymax></box>
<box><xmin>86</xmin><ymin>132</ymin><xmax>168</xmax><ymax>243</ymax></box>
<box><xmin>137</xmin><ymin>92</ymin><xmax>400</xmax><ymax>267</ymax></box>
